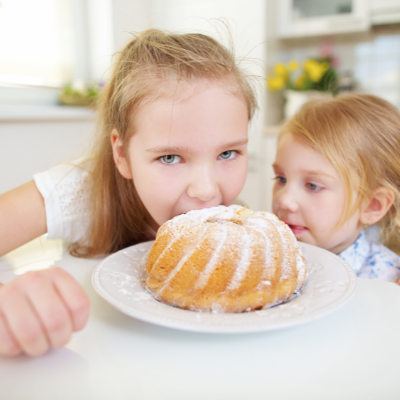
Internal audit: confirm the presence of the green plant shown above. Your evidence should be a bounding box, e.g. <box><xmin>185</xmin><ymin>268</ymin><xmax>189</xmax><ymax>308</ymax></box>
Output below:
<box><xmin>59</xmin><ymin>82</ymin><xmax>101</xmax><ymax>107</ymax></box>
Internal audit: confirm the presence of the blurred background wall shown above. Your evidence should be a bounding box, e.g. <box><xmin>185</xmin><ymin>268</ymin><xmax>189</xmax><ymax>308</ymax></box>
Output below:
<box><xmin>0</xmin><ymin>0</ymin><xmax>267</xmax><ymax>212</ymax></box>
<box><xmin>1</xmin><ymin>0</ymin><xmax>400</xmax><ymax>212</ymax></box>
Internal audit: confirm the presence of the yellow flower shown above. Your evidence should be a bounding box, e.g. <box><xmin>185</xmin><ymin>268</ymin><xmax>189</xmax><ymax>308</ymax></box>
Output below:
<box><xmin>274</xmin><ymin>63</ymin><xmax>288</xmax><ymax>79</ymax></box>
<box><xmin>294</xmin><ymin>74</ymin><xmax>307</xmax><ymax>89</ymax></box>
<box><xmin>288</xmin><ymin>60</ymin><xmax>298</xmax><ymax>71</ymax></box>
<box><xmin>304</xmin><ymin>59</ymin><xmax>329</xmax><ymax>82</ymax></box>
<box><xmin>268</xmin><ymin>75</ymin><xmax>286</xmax><ymax>90</ymax></box>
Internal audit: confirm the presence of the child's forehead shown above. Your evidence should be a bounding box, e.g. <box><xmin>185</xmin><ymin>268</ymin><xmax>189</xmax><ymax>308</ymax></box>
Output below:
<box><xmin>137</xmin><ymin>78</ymin><xmax>245</xmax><ymax>111</ymax></box>
<box><xmin>276</xmin><ymin>133</ymin><xmax>336</xmax><ymax>172</ymax></box>
<box><xmin>278</xmin><ymin>131</ymin><xmax>327</xmax><ymax>160</ymax></box>
<box><xmin>129</xmin><ymin>81</ymin><xmax>249</xmax><ymax>147</ymax></box>
<box><xmin>278</xmin><ymin>131</ymin><xmax>309</xmax><ymax>147</ymax></box>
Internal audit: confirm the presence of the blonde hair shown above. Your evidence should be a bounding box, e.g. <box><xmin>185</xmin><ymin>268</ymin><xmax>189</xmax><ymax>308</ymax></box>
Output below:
<box><xmin>70</xmin><ymin>29</ymin><xmax>257</xmax><ymax>257</ymax></box>
<box><xmin>280</xmin><ymin>93</ymin><xmax>400</xmax><ymax>239</ymax></box>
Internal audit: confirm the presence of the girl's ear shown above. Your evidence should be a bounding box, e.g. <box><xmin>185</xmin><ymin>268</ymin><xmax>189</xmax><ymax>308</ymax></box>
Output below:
<box><xmin>360</xmin><ymin>187</ymin><xmax>395</xmax><ymax>226</ymax></box>
<box><xmin>111</xmin><ymin>129</ymin><xmax>133</xmax><ymax>179</ymax></box>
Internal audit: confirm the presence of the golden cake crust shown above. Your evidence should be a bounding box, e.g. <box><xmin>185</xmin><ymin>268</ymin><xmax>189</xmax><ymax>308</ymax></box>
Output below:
<box><xmin>145</xmin><ymin>205</ymin><xmax>307</xmax><ymax>313</ymax></box>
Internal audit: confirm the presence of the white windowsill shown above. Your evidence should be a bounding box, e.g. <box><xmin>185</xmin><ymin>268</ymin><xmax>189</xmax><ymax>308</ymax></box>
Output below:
<box><xmin>0</xmin><ymin>105</ymin><xmax>96</xmax><ymax>122</ymax></box>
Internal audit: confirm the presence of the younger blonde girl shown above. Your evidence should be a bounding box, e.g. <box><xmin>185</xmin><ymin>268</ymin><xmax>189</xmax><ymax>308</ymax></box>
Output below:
<box><xmin>0</xmin><ymin>29</ymin><xmax>257</xmax><ymax>356</ymax></box>
<box><xmin>272</xmin><ymin>93</ymin><xmax>400</xmax><ymax>282</ymax></box>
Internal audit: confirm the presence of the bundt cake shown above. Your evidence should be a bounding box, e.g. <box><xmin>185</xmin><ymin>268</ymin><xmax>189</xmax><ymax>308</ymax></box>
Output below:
<box><xmin>145</xmin><ymin>205</ymin><xmax>307</xmax><ymax>313</ymax></box>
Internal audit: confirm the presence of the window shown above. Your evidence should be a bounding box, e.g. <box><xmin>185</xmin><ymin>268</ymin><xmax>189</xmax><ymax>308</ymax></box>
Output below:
<box><xmin>0</xmin><ymin>0</ymin><xmax>114</xmax><ymax>104</ymax></box>
<box><xmin>0</xmin><ymin>0</ymin><xmax>75</xmax><ymax>87</ymax></box>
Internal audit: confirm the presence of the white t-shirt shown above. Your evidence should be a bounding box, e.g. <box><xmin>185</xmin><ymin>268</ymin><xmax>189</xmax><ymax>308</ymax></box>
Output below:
<box><xmin>33</xmin><ymin>160</ymin><xmax>90</xmax><ymax>243</ymax></box>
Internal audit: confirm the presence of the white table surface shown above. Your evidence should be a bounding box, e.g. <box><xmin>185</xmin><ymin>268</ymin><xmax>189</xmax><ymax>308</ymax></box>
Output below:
<box><xmin>0</xmin><ymin>236</ymin><xmax>399</xmax><ymax>400</ymax></box>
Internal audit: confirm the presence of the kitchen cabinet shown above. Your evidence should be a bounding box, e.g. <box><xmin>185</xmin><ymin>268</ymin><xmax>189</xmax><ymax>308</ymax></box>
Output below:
<box><xmin>277</xmin><ymin>0</ymin><xmax>370</xmax><ymax>38</ymax></box>
<box><xmin>0</xmin><ymin>106</ymin><xmax>95</xmax><ymax>194</ymax></box>
<box><xmin>370</xmin><ymin>0</ymin><xmax>400</xmax><ymax>25</ymax></box>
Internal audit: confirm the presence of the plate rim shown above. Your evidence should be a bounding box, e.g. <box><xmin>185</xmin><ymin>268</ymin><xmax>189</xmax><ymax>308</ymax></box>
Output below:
<box><xmin>92</xmin><ymin>240</ymin><xmax>357</xmax><ymax>334</ymax></box>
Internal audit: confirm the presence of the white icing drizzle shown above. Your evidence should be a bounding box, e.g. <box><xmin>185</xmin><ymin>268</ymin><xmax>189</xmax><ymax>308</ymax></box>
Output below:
<box><xmin>226</xmin><ymin>225</ymin><xmax>251</xmax><ymax>291</ymax></box>
<box><xmin>245</xmin><ymin>216</ymin><xmax>276</xmax><ymax>289</ymax></box>
<box><xmin>157</xmin><ymin>225</ymin><xmax>210</xmax><ymax>295</ymax></box>
<box><xmin>149</xmin><ymin>228</ymin><xmax>187</xmax><ymax>272</ymax></box>
<box><xmin>294</xmin><ymin>246</ymin><xmax>307</xmax><ymax>291</ymax></box>
<box><xmin>295</xmin><ymin>244</ymin><xmax>306</xmax><ymax>273</ymax></box>
<box><xmin>194</xmin><ymin>224</ymin><xmax>228</xmax><ymax>290</ymax></box>
<box><xmin>266</xmin><ymin>215</ymin><xmax>293</xmax><ymax>281</ymax></box>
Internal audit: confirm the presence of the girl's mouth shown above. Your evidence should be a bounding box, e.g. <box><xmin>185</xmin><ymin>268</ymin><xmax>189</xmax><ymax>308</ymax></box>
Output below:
<box><xmin>287</xmin><ymin>225</ymin><xmax>308</xmax><ymax>235</ymax></box>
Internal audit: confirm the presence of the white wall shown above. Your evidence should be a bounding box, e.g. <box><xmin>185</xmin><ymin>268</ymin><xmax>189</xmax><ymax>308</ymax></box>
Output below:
<box><xmin>1</xmin><ymin>1</ymin><xmax>269</xmax><ymax>211</ymax></box>
<box><xmin>112</xmin><ymin>0</ymin><xmax>153</xmax><ymax>51</ymax></box>
<box><xmin>0</xmin><ymin>114</ymin><xmax>95</xmax><ymax>194</ymax></box>
<box><xmin>148</xmin><ymin>0</ymin><xmax>267</xmax><ymax>151</ymax></box>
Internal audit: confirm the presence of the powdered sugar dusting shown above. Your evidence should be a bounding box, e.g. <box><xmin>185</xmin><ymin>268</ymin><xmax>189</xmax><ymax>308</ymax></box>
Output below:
<box><xmin>146</xmin><ymin>205</ymin><xmax>307</xmax><ymax>311</ymax></box>
<box><xmin>194</xmin><ymin>224</ymin><xmax>228</xmax><ymax>290</ymax></box>
<box><xmin>270</xmin><ymin>217</ymin><xmax>294</xmax><ymax>280</ymax></box>
<box><xmin>101</xmin><ymin>268</ymin><xmax>153</xmax><ymax>303</ymax></box>
<box><xmin>158</xmin><ymin>225</ymin><xmax>209</xmax><ymax>295</ymax></box>
<box><xmin>295</xmin><ymin>246</ymin><xmax>307</xmax><ymax>291</ymax></box>
<box><xmin>246</xmin><ymin>216</ymin><xmax>276</xmax><ymax>286</ymax></box>
<box><xmin>162</xmin><ymin>205</ymin><xmax>243</xmax><ymax>231</ymax></box>
<box><xmin>93</xmin><ymin>239</ymin><xmax>354</xmax><ymax>329</ymax></box>
<box><xmin>226</xmin><ymin>225</ymin><xmax>251</xmax><ymax>291</ymax></box>
<box><xmin>149</xmin><ymin>228</ymin><xmax>186</xmax><ymax>273</ymax></box>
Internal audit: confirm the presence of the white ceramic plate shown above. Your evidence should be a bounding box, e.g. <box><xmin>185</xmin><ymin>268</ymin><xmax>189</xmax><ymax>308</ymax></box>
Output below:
<box><xmin>92</xmin><ymin>241</ymin><xmax>357</xmax><ymax>333</ymax></box>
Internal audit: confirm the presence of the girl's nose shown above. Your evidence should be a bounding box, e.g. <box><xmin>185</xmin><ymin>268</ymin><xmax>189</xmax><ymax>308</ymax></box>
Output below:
<box><xmin>274</xmin><ymin>187</ymin><xmax>299</xmax><ymax>213</ymax></box>
<box><xmin>187</xmin><ymin>167</ymin><xmax>218</xmax><ymax>202</ymax></box>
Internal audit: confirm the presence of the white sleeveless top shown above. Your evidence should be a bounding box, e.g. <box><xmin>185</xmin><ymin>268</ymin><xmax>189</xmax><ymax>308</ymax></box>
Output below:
<box><xmin>33</xmin><ymin>160</ymin><xmax>90</xmax><ymax>243</ymax></box>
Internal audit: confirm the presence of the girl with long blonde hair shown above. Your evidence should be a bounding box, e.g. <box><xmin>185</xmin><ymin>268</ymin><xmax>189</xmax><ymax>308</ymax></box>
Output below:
<box><xmin>273</xmin><ymin>93</ymin><xmax>400</xmax><ymax>282</ymax></box>
<box><xmin>0</xmin><ymin>29</ymin><xmax>257</xmax><ymax>357</ymax></box>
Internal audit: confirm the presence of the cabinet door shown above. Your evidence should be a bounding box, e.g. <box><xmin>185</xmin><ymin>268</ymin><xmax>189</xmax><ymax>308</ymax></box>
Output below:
<box><xmin>0</xmin><ymin>118</ymin><xmax>94</xmax><ymax>194</ymax></box>
<box><xmin>371</xmin><ymin>0</ymin><xmax>400</xmax><ymax>9</ymax></box>
<box><xmin>277</xmin><ymin>0</ymin><xmax>370</xmax><ymax>38</ymax></box>
<box><xmin>370</xmin><ymin>0</ymin><xmax>400</xmax><ymax>25</ymax></box>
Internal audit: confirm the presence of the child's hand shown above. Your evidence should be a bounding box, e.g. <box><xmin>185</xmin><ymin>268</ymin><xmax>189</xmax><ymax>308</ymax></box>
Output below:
<box><xmin>0</xmin><ymin>267</ymin><xmax>90</xmax><ymax>357</ymax></box>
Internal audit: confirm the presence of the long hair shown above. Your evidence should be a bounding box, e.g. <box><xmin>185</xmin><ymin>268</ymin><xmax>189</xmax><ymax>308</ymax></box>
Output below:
<box><xmin>280</xmin><ymin>93</ymin><xmax>400</xmax><ymax>239</ymax></box>
<box><xmin>70</xmin><ymin>29</ymin><xmax>257</xmax><ymax>257</ymax></box>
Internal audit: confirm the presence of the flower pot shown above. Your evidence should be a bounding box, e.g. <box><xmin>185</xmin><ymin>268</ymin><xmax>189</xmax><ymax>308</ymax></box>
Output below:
<box><xmin>284</xmin><ymin>90</ymin><xmax>333</xmax><ymax>119</ymax></box>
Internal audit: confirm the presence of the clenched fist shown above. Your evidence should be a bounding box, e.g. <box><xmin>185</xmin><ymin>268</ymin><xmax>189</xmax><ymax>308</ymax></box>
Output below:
<box><xmin>0</xmin><ymin>267</ymin><xmax>90</xmax><ymax>356</ymax></box>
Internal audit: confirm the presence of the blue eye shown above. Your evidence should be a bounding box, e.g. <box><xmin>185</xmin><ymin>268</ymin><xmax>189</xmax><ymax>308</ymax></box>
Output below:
<box><xmin>306</xmin><ymin>182</ymin><xmax>322</xmax><ymax>191</ymax></box>
<box><xmin>160</xmin><ymin>155</ymin><xmax>181</xmax><ymax>164</ymax></box>
<box><xmin>274</xmin><ymin>176</ymin><xmax>286</xmax><ymax>184</ymax></box>
<box><xmin>219</xmin><ymin>150</ymin><xmax>236</xmax><ymax>160</ymax></box>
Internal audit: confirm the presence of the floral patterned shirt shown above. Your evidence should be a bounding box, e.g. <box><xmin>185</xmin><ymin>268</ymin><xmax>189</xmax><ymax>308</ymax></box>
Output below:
<box><xmin>339</xmin><ymin>231</ymin><xmax>400</xmax><ymax>282</ymax></box>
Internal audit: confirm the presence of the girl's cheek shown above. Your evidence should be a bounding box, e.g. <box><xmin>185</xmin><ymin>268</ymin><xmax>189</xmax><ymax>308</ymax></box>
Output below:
<box><xmin>271</xmin><ymin>187</ymin><xmax>281</xmax><ymax>208</ymax></box>
<box><xmin>228</xmin><ymin>161</ymin><xmax>247</xmax><ymax>198</ymax></box>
